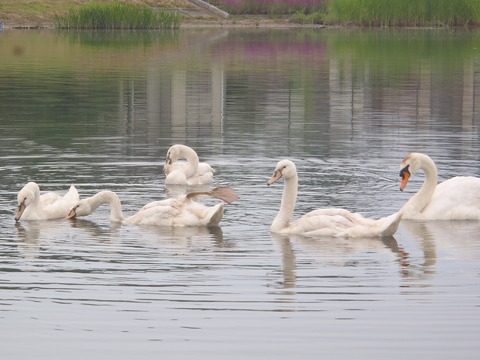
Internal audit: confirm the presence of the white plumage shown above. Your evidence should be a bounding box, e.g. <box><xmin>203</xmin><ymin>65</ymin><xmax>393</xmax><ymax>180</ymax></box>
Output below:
<box><xmin>164</xmin><ymin>144</ymin><xmax>214</xmax><ymax>185</ymax></box>
<box><xmin>15</xmin><ymin>182</ymin><xmax>79</xmax><ymax>221</ymax></box>
<box><xmin>66</xmin><ymin>186</ymin><xmax>239</xmax><ymax>227</ymax></box>
<box><xmin>399</xmin><ymin>152</ymin><xmax>480</xmax><ymax>220</ymax></box>
<box><xmin>267</xmin><ymin>160</ymin><xmax>402</xmax><ymax>238</ymax></box>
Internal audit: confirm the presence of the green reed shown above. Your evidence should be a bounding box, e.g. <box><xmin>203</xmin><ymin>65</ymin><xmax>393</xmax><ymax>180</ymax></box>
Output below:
<box><xmin>54</xmin><ymin>1</ymin><xmax>183</xmax><ymax>29</ymax></box>
<box><xmin>293</xmin><ymin>10</ymin><xmax>325</xmax><ymax>24</ymax></box>
<box><xmin>326</xmin><ymin>0</ymin><xmax>480</xmax><ymax>26</ymax></box>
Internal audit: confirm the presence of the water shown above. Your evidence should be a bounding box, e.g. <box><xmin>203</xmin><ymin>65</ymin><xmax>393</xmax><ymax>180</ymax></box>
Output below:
<box><xmin>1</xmin><ymin>28</ymin><xmax>480</xmax><ymax>359</ymax></box>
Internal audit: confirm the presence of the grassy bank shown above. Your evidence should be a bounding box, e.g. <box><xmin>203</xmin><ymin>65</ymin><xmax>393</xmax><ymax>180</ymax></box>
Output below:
<box><xmin>54</xmin><ymin>2</ymin><xmax>183</xmax><ymax>29</ymax></box>
<box><xmin>211</xmin><ymin>0</ymin><xmax>480</xmax><ymax>26</ymax></box>
<box><xmin>327</xmin><ymin>0</ymin><xmax>480</xmax><ymax>26</ymax></box>
<box><xmin>0</xmin><ymin>0</ymin><xmax>191</xmax><ymax>27</ymax></box>
<box><xmin>2</xmin><ymin>0</ymin><xmax>480</xmax><ymax>27</ymax></box>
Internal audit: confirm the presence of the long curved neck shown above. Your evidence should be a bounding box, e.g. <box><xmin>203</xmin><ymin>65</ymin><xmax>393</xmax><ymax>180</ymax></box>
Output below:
<box><xmin>272</xmin><ymin>174</ymin><xmax>298</xmax><ymax>232</ymax></box>
<box><xmin>87</xmin><ymin>191</ymin><xmax>125</xmax><ymax>222</ymax></box>
<box><xmin>181</xmin><ymin>146</ymin><xmax>200</xmax><ymax>178</ymax></box>
<box><xmin>404</xmin><ymin>154</ymin><xmax>438</xmax><ymax>213</ymax></box>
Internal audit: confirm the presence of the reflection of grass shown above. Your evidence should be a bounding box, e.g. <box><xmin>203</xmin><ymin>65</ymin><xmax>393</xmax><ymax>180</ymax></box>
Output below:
<box><xmin>327</xmin><ymin>30</ymin><xmax>480</xmax><ymax>86</ymax></box>
<box><xmin>62</xmin><ymin>29</ymin><xmax>180</xmax><ymax>49</ymax></box>
<box><xmin>54</xmin><ymin>1</ymin><xmax>183</xmax><ymax>29</ymax></box>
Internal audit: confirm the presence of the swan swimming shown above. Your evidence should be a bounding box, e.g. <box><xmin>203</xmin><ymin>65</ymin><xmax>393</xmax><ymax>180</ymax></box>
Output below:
<box><xmin>164</xmin><ymin>144</ymin><xmax>214</xmax><ymax>185</ymax></box>
<box><xmin>15</xmin><ymin>182</ymin><xmax>79</xmax><ymax>222</ymax></box>
<box><xmin>66</xmin><ymin>186</ymin><xmax>239</xmax><ymax>227</ymax></box>
<box><xmin>399</xmin><ymin>152</ymin><xmax>480</xmax><ymax>220</ymax></box>
<box><xmin>267</xmin><ymin>159</ymin><xmax>402</xmax><ymax>238</ymax></box>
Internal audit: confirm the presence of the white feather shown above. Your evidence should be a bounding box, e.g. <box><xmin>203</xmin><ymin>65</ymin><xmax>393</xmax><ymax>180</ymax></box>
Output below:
<box><xmin>399</xmin><ymin>152</ymin><xmax>480</xmax><ymax>220</ymax></box>
<box><xmin>267</xmin><ymin>160</ymin><xmax>402</xmax><ymax>238</ymax></box>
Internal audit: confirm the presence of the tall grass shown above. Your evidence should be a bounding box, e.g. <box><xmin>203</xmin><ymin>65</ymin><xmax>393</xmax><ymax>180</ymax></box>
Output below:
<box><xmin>54</xmin><ymin>1</ymin><xmax>183</xmax><ymax>29</ymax></box>
<box><xmin>327</xmin><ymin>0</ymin><xmax>480</xmax><ymax>26</ymax></box>
<box><xmin>210</xmin><ymin>0</ymin><xmax>327</xmax><ymax>16</ymax></box>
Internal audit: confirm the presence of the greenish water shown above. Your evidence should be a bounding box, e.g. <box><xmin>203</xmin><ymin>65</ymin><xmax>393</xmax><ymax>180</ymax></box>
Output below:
<box><xmin>0</xmin><ymin>28</ymin><xmax>479</xmax><ymax>359</ymax></box>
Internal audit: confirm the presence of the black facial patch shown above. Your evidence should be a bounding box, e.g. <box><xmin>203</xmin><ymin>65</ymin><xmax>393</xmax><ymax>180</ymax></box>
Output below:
<box><xmin>399</xmin><ymin>164</ymin><xmax>410</xmax><ymax>179</ymax></box>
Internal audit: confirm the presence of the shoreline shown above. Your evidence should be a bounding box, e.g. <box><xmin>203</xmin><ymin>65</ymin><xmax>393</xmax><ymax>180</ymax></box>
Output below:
<box><xmin>0</xmin><ymin>17</ymin><xmax>328</xmax><ymax>30</ymax></box>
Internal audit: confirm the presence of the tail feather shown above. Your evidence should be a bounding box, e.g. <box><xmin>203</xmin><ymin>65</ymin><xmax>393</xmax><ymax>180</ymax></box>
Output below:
<box><xmin>379</xmin><ymin>211</ymin><xmax>403</xmax><ymax>237</ymax></box>
<box><xmin>187</xmin><ymin>186</ymin><xmax>239</xmax><ymax>204</ymax></box>
<box><xmin>64</xmin><ymin>186</ymin><xmax>80</xmax><ymax>203</ymax></box>
<box><xmin>207</xmin><ymin>203</ymin><xmax>224</xmax><ymax>226</ymax></box>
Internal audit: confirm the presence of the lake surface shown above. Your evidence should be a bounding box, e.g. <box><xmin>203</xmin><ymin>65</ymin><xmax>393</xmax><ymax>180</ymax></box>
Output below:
<box><xmin>1</xmin><ymin>28</ymin><xmax>480</xmax><ymax>359</ymax></box>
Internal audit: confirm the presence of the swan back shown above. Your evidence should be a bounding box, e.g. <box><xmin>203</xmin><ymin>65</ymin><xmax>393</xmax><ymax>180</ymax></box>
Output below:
<box><xmin>130</xmin><ymin>198</ymin><xmax>224</xmax><ymax>227</ymax></box>
<box><xmin>414</xmin><ymin>176</ymin><xmax>480</xmax><ymax>220</ymax></box>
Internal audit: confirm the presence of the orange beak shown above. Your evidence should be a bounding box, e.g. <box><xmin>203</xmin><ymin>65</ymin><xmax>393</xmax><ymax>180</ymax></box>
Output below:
<box><xmin>399</xmin><ymin>168</ymin><xmax>411</xmax><ymax>191</ymax></box>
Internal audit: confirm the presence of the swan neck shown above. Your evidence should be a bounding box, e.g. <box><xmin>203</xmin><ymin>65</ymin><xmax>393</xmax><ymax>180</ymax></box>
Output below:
<box><xmin>90</xmin><ymin>191</ymin><xmax>124</xmax><ymax>221</ymax></box>
<box><xmin>405</xmin><ymin>155</ymin><xmax>438</xmax><ymax>212</ymax></box>
<box><xmin>182</xmin><ymin>147</ymin><xmax>200</xmax><ymax>178</ymax></box>
<box><xmin>272</xmin><ymin>174</ymin><xmax>298</xmax><ymax>232</ymax></box>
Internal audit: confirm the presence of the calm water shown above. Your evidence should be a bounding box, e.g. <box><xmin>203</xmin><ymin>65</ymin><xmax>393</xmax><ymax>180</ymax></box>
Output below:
<box><xmin>1</xmin><ymin>28</ymin><xmax>480</xmax><ymax>359</ymax></box>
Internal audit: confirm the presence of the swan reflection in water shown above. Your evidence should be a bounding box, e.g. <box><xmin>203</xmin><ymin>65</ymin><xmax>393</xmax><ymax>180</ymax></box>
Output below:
<box><xmin>399</xmin><ymin>220</ymin><xmax>480</xmax><ymax>270</ymax></box>
<box><xmin>270</xmin><ymin>232</ymin><xmax>408</xmax><ymax>290</ymax></box>
<box><xmin>14</xmin><ymin>218</ymin><xmax>122</xmax><ymax>259</ymax></box>
<box><xmin>14</xmin><ymin>217</ymin><xmax>227</xmax><ymax>260</ymax></box>
<box><xmin>272</xmin><ymin>218</ymin><xmax>480</xmax><ymax>291</ymax></box>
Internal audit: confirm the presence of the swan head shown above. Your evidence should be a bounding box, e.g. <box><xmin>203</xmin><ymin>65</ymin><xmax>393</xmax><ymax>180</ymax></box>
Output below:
<box><xmin>165</xmin><ymin>144</ymin><xmax>193</xmax><ymax>165</ymax></box>
<box><xmin>15</xmin><ymin>182</ymin><xmax>40</xmax><ymax>222</ymax></box>
<box><xmin>66</xmin><ymin>199</ymin><xmax>91</xmax><ymax>219</ymax></box>
<box><xmin>165</xmin><ymin>145</ymin><xmax>177</xmax><ymax>165</ymax></box>
<box><xmin>164</xmin><ymin>145</ymin><xmax>181</xmax><ymax>174</ymax></box>
<box><xmin>267</xmin><ymin>159</ymin><xmax>297</xmax><ymax>185</ymax></box>
<box><xmin>399</xmin><ymin>152</ymin><xmax>429</xmax><ymax>191</ymax></box>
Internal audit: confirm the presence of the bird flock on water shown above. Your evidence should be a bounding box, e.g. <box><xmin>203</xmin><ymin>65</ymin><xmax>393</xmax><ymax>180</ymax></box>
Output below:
<box><xmin>14</xmin><ymin>145</ymin><xmax>480</xmax><ymax>238</ymax></box>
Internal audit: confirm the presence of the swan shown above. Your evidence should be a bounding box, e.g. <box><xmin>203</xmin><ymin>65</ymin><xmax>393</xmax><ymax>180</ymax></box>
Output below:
<box><xmin>15</xmin><ymin>182</ymin><xmax>79</xmax><ymax>222</ymax></box>
<box><xmin>399</xmin><ymin>152</ymin><xmax>480</xmax><ymax>220</ymax></box>
<box><xmin>164</xmin><ymin>144</ymin><xmax>214</xmax><ymax>185</ymax></box>
<box><xmin>267</xmin><ymin>160</ymin><xmax>402</xmax><ymax>238</ymax></box>
<box><xmin>66</xmin><ymin>186</ymin><xmax>239</xmax><ymax>227</ymax></box>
